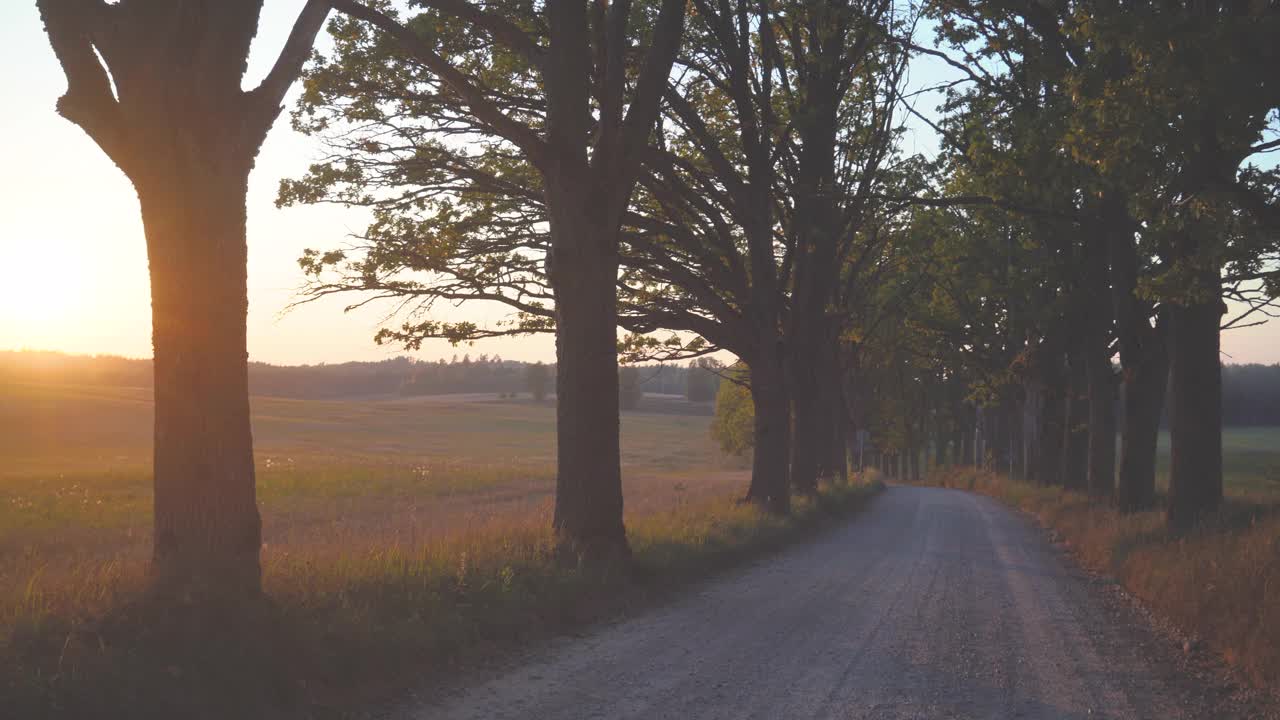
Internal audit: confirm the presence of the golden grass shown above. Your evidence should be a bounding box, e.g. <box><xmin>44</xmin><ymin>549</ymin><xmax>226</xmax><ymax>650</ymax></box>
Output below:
<box><xmin>0</xmin><ymin>382</ymin><xmax>883</xmax><ymax>717</ymax></box>
<box><xmin>4</xmin><ymin>480</ymin><xmax>883</xmax><ymax>718</ymax></box>
<box><xmin>923</xmin><ymin>467</ymin><xmax>1280</xmax><ymax>689</ymax></box>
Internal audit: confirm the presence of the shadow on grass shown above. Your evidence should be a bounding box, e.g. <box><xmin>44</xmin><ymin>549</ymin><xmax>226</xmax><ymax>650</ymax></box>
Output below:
<box><xmin>3</xmin><ymin>478</ymin><xmax>884</xmax><ymax>719</ymax></box>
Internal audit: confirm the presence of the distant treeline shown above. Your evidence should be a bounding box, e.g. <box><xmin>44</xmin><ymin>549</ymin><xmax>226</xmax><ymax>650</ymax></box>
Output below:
<box><xmin>1221</xmin><ymin>364</ymin><xmax>1280</xmax><ymax>426</ymax></box>
<box><xmin>0</xmin><ymin>350</ymin><xmax>720</xmax><ymax>402</ymax></box>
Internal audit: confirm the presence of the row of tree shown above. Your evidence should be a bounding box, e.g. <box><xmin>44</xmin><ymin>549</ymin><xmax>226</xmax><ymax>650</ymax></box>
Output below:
<box><xmin>39</xmin><ymin>0</ymin><xmax>1277</xmax><ymax>603</ymax></box>
<box><xmin>823</xmin><ymin>1</ymin><xmax>1279</xmax><ymax>533</ymax></box>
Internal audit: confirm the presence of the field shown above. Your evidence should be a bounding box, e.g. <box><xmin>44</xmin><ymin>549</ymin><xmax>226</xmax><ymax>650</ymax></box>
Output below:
<box><xmin>2</xmin><ymin>382</ymin><xmax>884</xmax><ymax>717</ymax></box>
<box><xmin>1156</xmin><ymin>427</ymin><xmax>1280</xmax><ymax>501</ymax></box>
<box><xmin>0</xmin><ymin>382</ymin><xmax>752</xmax><ymax>605</ymax></box>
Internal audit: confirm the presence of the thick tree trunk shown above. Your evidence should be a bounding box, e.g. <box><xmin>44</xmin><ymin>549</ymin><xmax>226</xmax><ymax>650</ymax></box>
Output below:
<box><xmin>1110</xmin><ymin>208</ymin><xmax>1166</xmax><ymax>513</ymax></box>
<box><xmin>746</xmin><ymin>352</ymin><xmax>791</xmax><ymax>514</ymax></box>
<box><xmin>1022</xmin><ymin>381</ymin><xmax>1040</xmax><ymax>483</ymax></box>
<box><xmin>823</xmin><ymin>341</ymin><xmax>849</xmax><ymax>483</ymax></box>
<box><xmin>1086</xmin><ymin>360</ymin><xmax>1117</xmax><ymax>499</ymax></box>
<box><xmin>960</xmin><ymin>426</ymin><xmax>972</xmax><ymax>467</ymax></box>
<box><xmin>1166</xmin><ymin>296</ymin><xmax>1224</xmax><ymax>534</ymax></box>
<box><xmin>1081</xmin><ymin>220</ymin><xmax>1117</xmax><ymax>499</ymax></box>
<box><xmin>140</xmin><ymin>169</ymin><xmax>262</xmax><ymax>600</ymax></box>
<box><xmin>933</xmin><ymin>428</ymin><xmax>946</xmax><ymax>468</ymax></box>
<box><xmin>1116</xmin><ymin>347</ymin><xmax>1167</xmax><ymax>512</ymax></box>
<box><xmin>1062</xmin><ymin>352</ymin><xmax>1090</xmax><ymax>492</ymax></box>
<box><xmin>1037</xmin><ymin>347</ymin><xmax>1067</xmax><ymax>486</ymax></box>
<box><xmin>786</xmin><ymin>75</ymin><xmax>839</xmax><ymax>495</ymax></box>
<box><xmin>39</xmin><ymin>0</ymin><xmax>331</xmax><ymax>604</ymax></box>
<box><xmin>788</xmin><ymin>346</ymin><xmax>825</xmax><ymax>495</ymax></box>
<box><xmin>547</xmin><ymin>195</ymin><xmax>629</xmax><ymax>564</ymax></box>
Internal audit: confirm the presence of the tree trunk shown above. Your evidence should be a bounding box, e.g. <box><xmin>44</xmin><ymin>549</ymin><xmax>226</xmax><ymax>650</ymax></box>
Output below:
<box><xmin>1082</xmin><ymin>220</ymin><xmax>1117</xmax><ymax>499</ymax></box>
<box><xmin>39</xmin><ymin>0</ymin><xmax>331</xmax><ymax>604</ymax></box>
<box><xmin>1062</xmin><ymin>352</ymin><xmax>1089</xmax><ymax>492</ymax></box>
<box><xmin>1110</xmin><ymin>206</ymin><xmax>1166</xmax><ymax>513</ymax></box>
<box><xmin>1037</xmin><ymin>348</ymin><xmax>1067</xmax><ymax>486</ymax></box>
<box><xmin>786</xmin><ymin>66</ymin><xmax>840</xmax><ymax>495</ymax></box>
<box><xmin>934</xmin><ymin>428</ymin><xmax>946</xmax><ymax>468</ymax></box>
<box><xmin>960</xmin><ymin>427</ymin><xmax>972</xmax><ymax>466</ymax></box>
<box><xmin>1086</xmin><ymin>360</ymin><xmax>1116</xmax><ymax>499</ymax></box>
<box><xmin>746</xmin><ymin>352</ymin><xmax>791</xmax><ymax>514</ymax></box>
<box><xmin>140</xmin><ymin>169</ymin><xmax>262</xmax><ymax>600</ymax></box>
<box><xmin>547</xmin><ymin>195</ymin><xmax>629</xmax><ymax>564</ymax></box>
<box><xmin>1166</xmin><ymin>296</ymin><xmax>1224</xmax><ymax>534</ymax></box>
<box><xmin>789</xmin><ymin>342</ymin><xmax>826</xmax><ymax>494</ymax></box>
<box><xmin>1116</xmin><ymin>347</ymin><xmax>1167</xmax><ymax>512</ymax></box>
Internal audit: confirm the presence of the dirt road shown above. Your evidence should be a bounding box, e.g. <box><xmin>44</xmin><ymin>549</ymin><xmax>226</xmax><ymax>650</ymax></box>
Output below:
<box><xmin>393</xmin><ymin>486</ymin><xmax>1270</xmax><ymax>719</ymax></box>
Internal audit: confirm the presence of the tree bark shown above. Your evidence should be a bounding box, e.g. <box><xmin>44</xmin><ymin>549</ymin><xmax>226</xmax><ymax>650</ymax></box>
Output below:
<box><xmin>825</xmin><ymin>351</ymin><xmax>850</xmax><ymax>484</ymax></box>
<box><xmin>1166</xmin><ymin>295</ymin><xmax>1224</xmax><ymax>534</ymax></box>
<box><xmin>1110</xmin><ymin>206</ymin><xmax>1166</xmax><ymax>513</ymax></box>
<box><xmin>960</xmin><ymin>426</ymin><xmax>972</xmax><ymax>466</ymax></box>
<box><xmin>933</xmin><ymin>427</ymin><xmax>946</xmax><ymax>468</ymax></box>
<box><xmin>1083</xmin><ymin>228</ymin><xmax>1117</xmax><ymax>499</ymax></box>
<box><xmin>1062</xmin><ymin>352</ymin><xmax>1090</xmax><ymax>492</ymax></box>
<box><xmin>1036</xmin><ymin>342</ymin><xmax>1067</xmax><ymax>486</ymax></box>
<box><xmin>547</xmin><ymin>187</ymin><xmax>630</xmax><ymax>563</ymax></box>
<box><xmin>746</xmin><ymin>351</ymin><xmax>791</xmax><ymax>514</ymax></box>
<box><xmin>789</xmin><ymin>342</ymin><xmax>827</xmax><ymax>494</ymax></box>
<box><xmin>140</xmin><ymin>166</ymin><xmax>262</xmax><ymax>599</ymax></box>
<box><xmin>787</xmin><ymin>68</ymin><xmax>840</xmax><ymax>495</ymax></box>
<box><xmin>37</xmin><ymin>0</ymin><xmax>330</xmax><ymax>601</ymax></box>
<box><xmin>1115</xmin><ymin>345</ymin><xmax>1167</xmax><ymax>512</ymax></box>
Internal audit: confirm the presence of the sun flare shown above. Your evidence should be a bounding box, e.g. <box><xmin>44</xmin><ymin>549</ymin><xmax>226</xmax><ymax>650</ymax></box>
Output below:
<box><xmin>2</xmin><ymin>240</ymin><xmax>95</xmax><ymax>342</ymax></box>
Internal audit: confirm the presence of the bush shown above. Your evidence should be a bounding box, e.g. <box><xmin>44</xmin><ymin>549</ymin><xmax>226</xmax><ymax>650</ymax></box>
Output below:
<box><xmin>524</xmin><ymin>362</ymin><xmax>550</xmax><ymax>401</ymax></box>
<box><xmin>619</xmin><ymin>366</ymin><xmax>642</xmax><ymax>410</ymax></box>
<box><xmin>710</xmin><ymin>364</ymin><xmax>753</xmax><ymax>456</ymax></box>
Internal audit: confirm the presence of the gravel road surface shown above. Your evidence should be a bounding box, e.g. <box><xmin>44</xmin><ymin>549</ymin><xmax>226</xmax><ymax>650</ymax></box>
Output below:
<box><xmin>393</xmin><ymin>485</ymin><xmax>1272</xmax><ymax>719</ymax></box>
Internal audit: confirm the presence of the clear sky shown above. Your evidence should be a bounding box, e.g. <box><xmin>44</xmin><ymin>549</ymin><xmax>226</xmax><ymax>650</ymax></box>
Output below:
<box><xmin>2</xmin><ymin>3</ymin><xmax>1276</xmax><ymax>366</ymax></box>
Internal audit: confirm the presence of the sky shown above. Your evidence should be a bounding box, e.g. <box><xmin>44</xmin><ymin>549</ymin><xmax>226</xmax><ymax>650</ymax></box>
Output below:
<box><xmin>1</xmin><ymin>3</ymin><xmax>1277</xmax><ymax>367</ymax></box>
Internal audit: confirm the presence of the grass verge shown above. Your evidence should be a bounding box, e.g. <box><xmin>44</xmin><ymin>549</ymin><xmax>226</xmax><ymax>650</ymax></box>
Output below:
<box><xmin>3</xmin><ymin>475</ymin><xmax>883</xmax><ymax>719</ymax></box>
<box><xmin>921</xmin><ymin>467</ymin><xmax>1280</xmax><ymax>690</ymax></box>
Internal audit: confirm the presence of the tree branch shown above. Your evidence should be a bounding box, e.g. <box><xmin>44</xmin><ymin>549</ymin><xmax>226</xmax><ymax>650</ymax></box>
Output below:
<box><xmin>37</xmin><ymin>0</ymin><xmax>131</xmax><ymax>168</ymax></box>
<box><xmin>417</xmin><ymin>0</ymin><xmax>544</xmax><ymax>65</ymax></box>
<box><xmin>616</xmin><ymin>0</ymin><xmax>687</xmax><ymax>179</ymax></box>
<box><xmin>330</xmin><ymin>0</ymin><xmax>548</xmax><ymax>167</ymax></box>
<box><xmin>248</xmin><ymin>0</ymin><xmax>332</xmax><ymax>135</ymax></box>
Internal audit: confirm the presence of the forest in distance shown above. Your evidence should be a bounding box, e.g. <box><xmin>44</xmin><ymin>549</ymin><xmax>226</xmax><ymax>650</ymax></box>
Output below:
<box><xmin>5</xmin><ymin>349</ymin><xmax>1280</xmax><ymax>425</ymax></box>
<box><xmin>10</xmin><ymin>0</ymin><xmax>1280</xmax><ymax>717</ymax></box>
<box><xmin>0</xmin><ymin>350</ymin><xmax>725</xmax><ymax>403</ymax></box>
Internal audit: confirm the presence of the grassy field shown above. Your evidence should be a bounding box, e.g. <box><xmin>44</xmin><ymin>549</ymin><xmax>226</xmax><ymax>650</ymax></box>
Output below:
<box><xmin>0</xmin><ymin>381</ymin><xmax>883</xmax><ymax>718</ymax></box>
<box><xmin>0</xmin><ymin>383</ymin><xmax>746</xmax><ymax>593</ymax></box>
<box><xmin>1155</xmin><ymin>427</ymin><xmax>1280</xmax><ymax>500</ymax></box>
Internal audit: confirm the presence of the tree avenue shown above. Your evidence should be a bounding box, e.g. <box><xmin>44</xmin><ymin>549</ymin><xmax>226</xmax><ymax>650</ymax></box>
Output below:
<box><xmin>284</xmin><ymin>0</ymin><xmax>1277</xmax><ymax>543</ymax></box>
<box><xmin>39</xmin><ymin>0</ymin><xmax>331</xmax><ymax>601</ymax></box>
<box><xmin>54</xmin><ymin>0</ymin><xmax>1267</xmax><ymax>585</ymax></box>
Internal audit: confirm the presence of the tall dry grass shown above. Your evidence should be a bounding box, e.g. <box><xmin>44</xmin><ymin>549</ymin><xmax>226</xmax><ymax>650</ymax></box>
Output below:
<box><xmin>924</xmin><ymin>467</ymin><xmax>1280</xmax><ymax>689</ymax></box>
<box><xmin>2</xmin><ymin>474</ymin><xmax>883</xmax><ymax>719</ymax></box>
